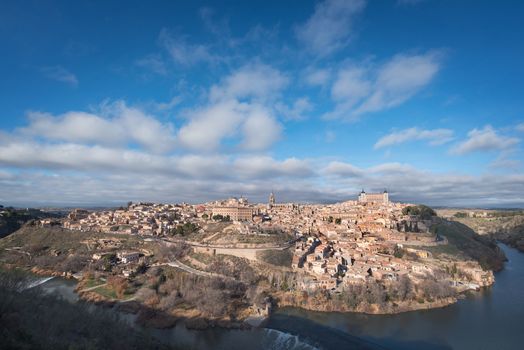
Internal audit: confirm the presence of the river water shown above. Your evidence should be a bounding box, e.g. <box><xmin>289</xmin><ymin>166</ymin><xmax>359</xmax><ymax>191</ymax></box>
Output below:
<box><xmin>40</xmin><ymin>244</ymin><xmax>523</xmax><ymax>350</ymax></box>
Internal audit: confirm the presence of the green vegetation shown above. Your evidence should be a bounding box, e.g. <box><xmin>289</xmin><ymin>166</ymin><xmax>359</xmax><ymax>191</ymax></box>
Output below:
<box><xmin>92</xmin><ymin>285</ymin><xmax>118</xmax><ymax>299</ymax></box>
<box><xmin>212</xmin><ymin>214</ymin><xmax>231</xmax><ymax>222</ymax></box>
<box><xmin>169</xmin><ymin>222</ymin><xmax>198</xmax><ymax>236</ymax></box>
<box><xmin>393</xmin><ymin>246</ymin><xmax>404</xmax><ymax>258</ymax></box>
<box><xmin>402</xmin><ymin>205</ymin><xmax>437</xmax><ymax>219</ymax></box>
<box><xmin>454</xmin><ymin>212</ymin><xmax>468</xmax><ymax>218</ymax></box>
<box><xmin>83</xmin><ymin>277</ymin><xmax>105</xmax><ymax>289</ymax></box>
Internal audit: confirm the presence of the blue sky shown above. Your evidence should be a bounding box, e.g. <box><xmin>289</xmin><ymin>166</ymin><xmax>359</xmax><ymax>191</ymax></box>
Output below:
<box><xmin>0</xmin><ymin>0</ymin><xmax>523</xmax><ymax>207</ymax></box>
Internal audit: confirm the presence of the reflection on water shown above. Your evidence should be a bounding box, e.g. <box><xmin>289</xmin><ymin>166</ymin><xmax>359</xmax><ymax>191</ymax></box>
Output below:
<box><xmin>40</xmin><ymin>244</ymin><xmax>524</xmax><ymax>350</ymax></box>
<box><xmin>40</xmin><ymin>277</ymin><xmax>79</xmax><ymax>303</ymax></box>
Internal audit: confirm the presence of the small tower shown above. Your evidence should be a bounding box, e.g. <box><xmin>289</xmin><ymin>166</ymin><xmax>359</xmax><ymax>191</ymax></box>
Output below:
<box><xmin>268</xmin><ymin>191</ymin><xmax>275</xmax><ymax>208</ymax></box>
<box><xmin>383</xmin><ymin>189</ymin><xmax>389</xmax><ymax>204</ymax></box>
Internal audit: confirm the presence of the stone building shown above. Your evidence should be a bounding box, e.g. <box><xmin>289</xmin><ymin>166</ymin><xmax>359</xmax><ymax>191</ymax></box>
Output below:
<box><xmin>358</xmin><ymin>189</ymin><xmax>389</xmax><ymax>204</ymax></box>
<box><xmin>212</xmin><ymin>197</ymin><xmax>256</xmax><ymax>221</ymax></box>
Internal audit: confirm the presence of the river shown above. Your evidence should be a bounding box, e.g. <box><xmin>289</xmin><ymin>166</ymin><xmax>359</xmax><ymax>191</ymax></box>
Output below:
<box><xmin>39</xmin><ymin>244</ymin><xmax>523</xmax><ymax>350</ymax></box>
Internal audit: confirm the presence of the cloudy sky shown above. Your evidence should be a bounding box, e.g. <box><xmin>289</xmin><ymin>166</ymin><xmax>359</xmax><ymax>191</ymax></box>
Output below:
<box><xmin>1</xmin><ymin>0</ymin><xmax>523</xmax><ymax>207</ymax></box>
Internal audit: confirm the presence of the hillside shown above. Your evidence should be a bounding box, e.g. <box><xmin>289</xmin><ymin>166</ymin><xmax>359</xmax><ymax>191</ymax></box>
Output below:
<box><xmin>454</xmin><ymin>215</ymin><xmax>524</xmax><ymax>253</ymax></box>
<box><xmin>0</xmin><ymin>206</ymin><xmax>62</xmax><ymax>239</ymax></box>
<box><xmin>437</xmin><ymin>209</ymin><xmax>524</xmax><ymax>253</ymax></box>
<box><xmin>428</xmin><ymin>219</ymin><xmax>506</xmax><ymax>271</ymax></box>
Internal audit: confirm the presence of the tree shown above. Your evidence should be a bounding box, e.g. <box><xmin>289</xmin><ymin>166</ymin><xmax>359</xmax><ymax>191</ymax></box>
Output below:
<box><xmin>170</xmin><ymin>222</ymin><xmax>198</xmax><ymax>236</ymax></box>
<box><xmin>402</xmin><ymin>205</ymin><xmax>436</xmax><ymax>219</ymax></box>
<box><xmin>107</xmin><ymin>276</ymin><xmax>128</xmax><ymax>299</ymax></box>
<box><xmin>136</xmin><ymin>262</ymin><xmax>148</xmax><ymax>274</ymax></box>
<box><xmin>393</xmin><ymin>246</ymin><xmax>404</xmax><ymax>258</ymax></box>
<box><xmin>335</xmin><ymin>218</ymin><xmax>342</xmax><ymax>225</ymax></box>
<box><xmin>328</xmin><ymin>216</ymin><xmax>334</xmax><ymax>223</ymax></box>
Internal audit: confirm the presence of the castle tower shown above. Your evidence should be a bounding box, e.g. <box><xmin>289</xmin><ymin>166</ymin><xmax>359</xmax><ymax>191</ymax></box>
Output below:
<box><xmin>358</xmin><ymin>189</ymin><xmax>366</xmax><ymax>202</ymax></box>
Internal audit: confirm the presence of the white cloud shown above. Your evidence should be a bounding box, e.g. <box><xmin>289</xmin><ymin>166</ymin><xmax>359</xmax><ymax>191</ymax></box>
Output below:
<box><xmin>241</xmin><ymin>107</ymin><xmax>282</xmax><ymax>150</ymax></box>
<box><xmin>178</xmin><ymin>64</ymin><xmax>286</xmax><ymax>152</ymax></box>
<box><xmin>155</xmin><ymin>96</ymin><xmax>183</xmax><ymax>111</ymax></box>
<box><xmin>159</xmin><ymin>28</ymin><xmax>217</xmax><ymax>66</ymax></box>
<box><xmin>178</xmin><ymin>100</ymin><xmax>282</xmax><ymax>152</ymax></box>
<box><xmin>324</xmin><ymin>161</ymin><xmax>363</xmax><ymax>177</ymax></box>
<box><xmin>276</xmin><ymin>98</ymin><xmax>313</xmax><ymax>120</ymax></box>
<box><xmin>374</xmin><ymin>127</ymin><xmax>454</xmax><ymax>149</ymax></box>
<box><xmin>321</xmin><ymin>160</ymin><xmax>524</xmax><ymax>207</ymax></box>
<box><xmin>41</xmin><ymin>66</ymin><xmax>78</xmax><ymax>86</ymax></box>
<box><xmin>21</xmin><ymin>101</ymin><xmax>176</xmax><ymax>154</ymax></box>
<box><xmin>516</xmin><ymin>123</ymin><xmax>524</xmax><ymax>132</ymax></box>
<box><xmin>209</xmin><ymin>63</ymin><xmax>288</xmax><ymax>102</ymax></box>
<box><xmin>1</xmin><ymin>137</ymin><xmax>523</xmax><ymax>207</ymax></box>
<box><xmin>234</xmin><ymin>156</ymin><xmax>313</xmax><ymax>178</ymax></box>
<box><xmin>356</xmin><ymin>53</ymin><xmax>441</xmax><ymax>114</ymax></box>
<box><xmin>330</xmin><ymin>66</ymin><xmax>372</xmax><ymax>110</ymax></box>
<box><xmin>369</xmin><ymin>162</ymin><xmax>418</xmax><ymax>174</ymax></box>
<box><xmin>295</xmin><ymin>0</ymin><xmax>366</xmax><ymax>56</ymax></box>
<box><xmin>0</xmin><ymin>136</ymin><xmax>312</xmax><ymax>180</ymax></box>
<box><xmin>305</xmin><ymin>68</ymin><xmax>331</xmax><ymax>87</ymax></box>
<box><xmin>135</xmin><ymin>54</ymin><xmax>168</xmax><ymax>75</ymax></box>
<box><xmin>324</xmin><ymin>52</ymin><xmax>441</xmax><ymax>120</ymax></box>
<box><xmin>178</xmin><ymin>100</ymin><xmax>245</xmax><ymax>151</ymax></box>
<box><xmin>451</xmin><ymin>125</ymin><xmax>520</xmax><ymax>155</ymax></box>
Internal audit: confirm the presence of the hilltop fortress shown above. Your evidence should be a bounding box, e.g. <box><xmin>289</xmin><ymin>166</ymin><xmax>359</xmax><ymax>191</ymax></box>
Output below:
<box><xmin>358</xmin><ymin>189</ymin><xmax>389</xmax><ymax>204</ymax></box>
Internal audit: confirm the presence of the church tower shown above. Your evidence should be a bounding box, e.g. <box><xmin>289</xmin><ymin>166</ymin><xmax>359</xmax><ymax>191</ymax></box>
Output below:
<box><xmin>268</xmin><ymin>191</ymin><xmax>275</xmax><ymax>208</ymax></box>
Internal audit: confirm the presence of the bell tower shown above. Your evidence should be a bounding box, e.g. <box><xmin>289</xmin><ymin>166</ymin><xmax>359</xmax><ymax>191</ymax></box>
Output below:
<box><xmin>268</xmin><ymin>191</ymin><xmax>275</xmax><ymax>208</ymax></box>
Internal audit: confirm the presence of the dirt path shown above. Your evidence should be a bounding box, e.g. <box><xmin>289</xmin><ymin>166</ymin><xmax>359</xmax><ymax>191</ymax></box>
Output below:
<box><xmin>78</xmin><ymin>283</ymin><xmax>107</xmax><ymax>293</ymax></box>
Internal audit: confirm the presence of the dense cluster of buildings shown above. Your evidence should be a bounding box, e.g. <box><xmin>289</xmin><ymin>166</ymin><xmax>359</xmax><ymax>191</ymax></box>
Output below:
<box><xmin>63</xmin><ymin>203</ymin><xmax>197</xmax><ymax>235</ymax></box>
<box><xmin>260</xmin><ymin>191</ymin><xmax>443</xmax><ymax>291</ymax></box>
<box><xmin>59</xmin><ymin>189</ymin><xmax>492</xmax><ymax>292</ymax></box>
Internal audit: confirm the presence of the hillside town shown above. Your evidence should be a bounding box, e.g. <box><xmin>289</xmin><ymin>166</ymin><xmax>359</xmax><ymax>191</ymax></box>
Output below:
<box><xmin>58</xmin><ymin>190</ymin><xmax>493</xmax><ymax>295</ymax></box>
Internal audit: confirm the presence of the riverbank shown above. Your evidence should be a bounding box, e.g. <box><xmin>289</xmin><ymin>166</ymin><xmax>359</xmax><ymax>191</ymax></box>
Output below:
<box><xmin>268</xmin><ymin>243</ymin><xmax>524</xmax><ymax>350</ymax></box>
<box><xmin>6</xmin><ymin>261</ymin><xmax>486</xmax><ymax>330</ymax></box>
<box><xmin>30</xmin><ymin>243</ymin><xmax>524</xmax><ymax>350</ymax></box>
<box><xmin>275</xmin><ymin>291</ymin><xmax>458</xmax><ymax>315</ymax></box>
